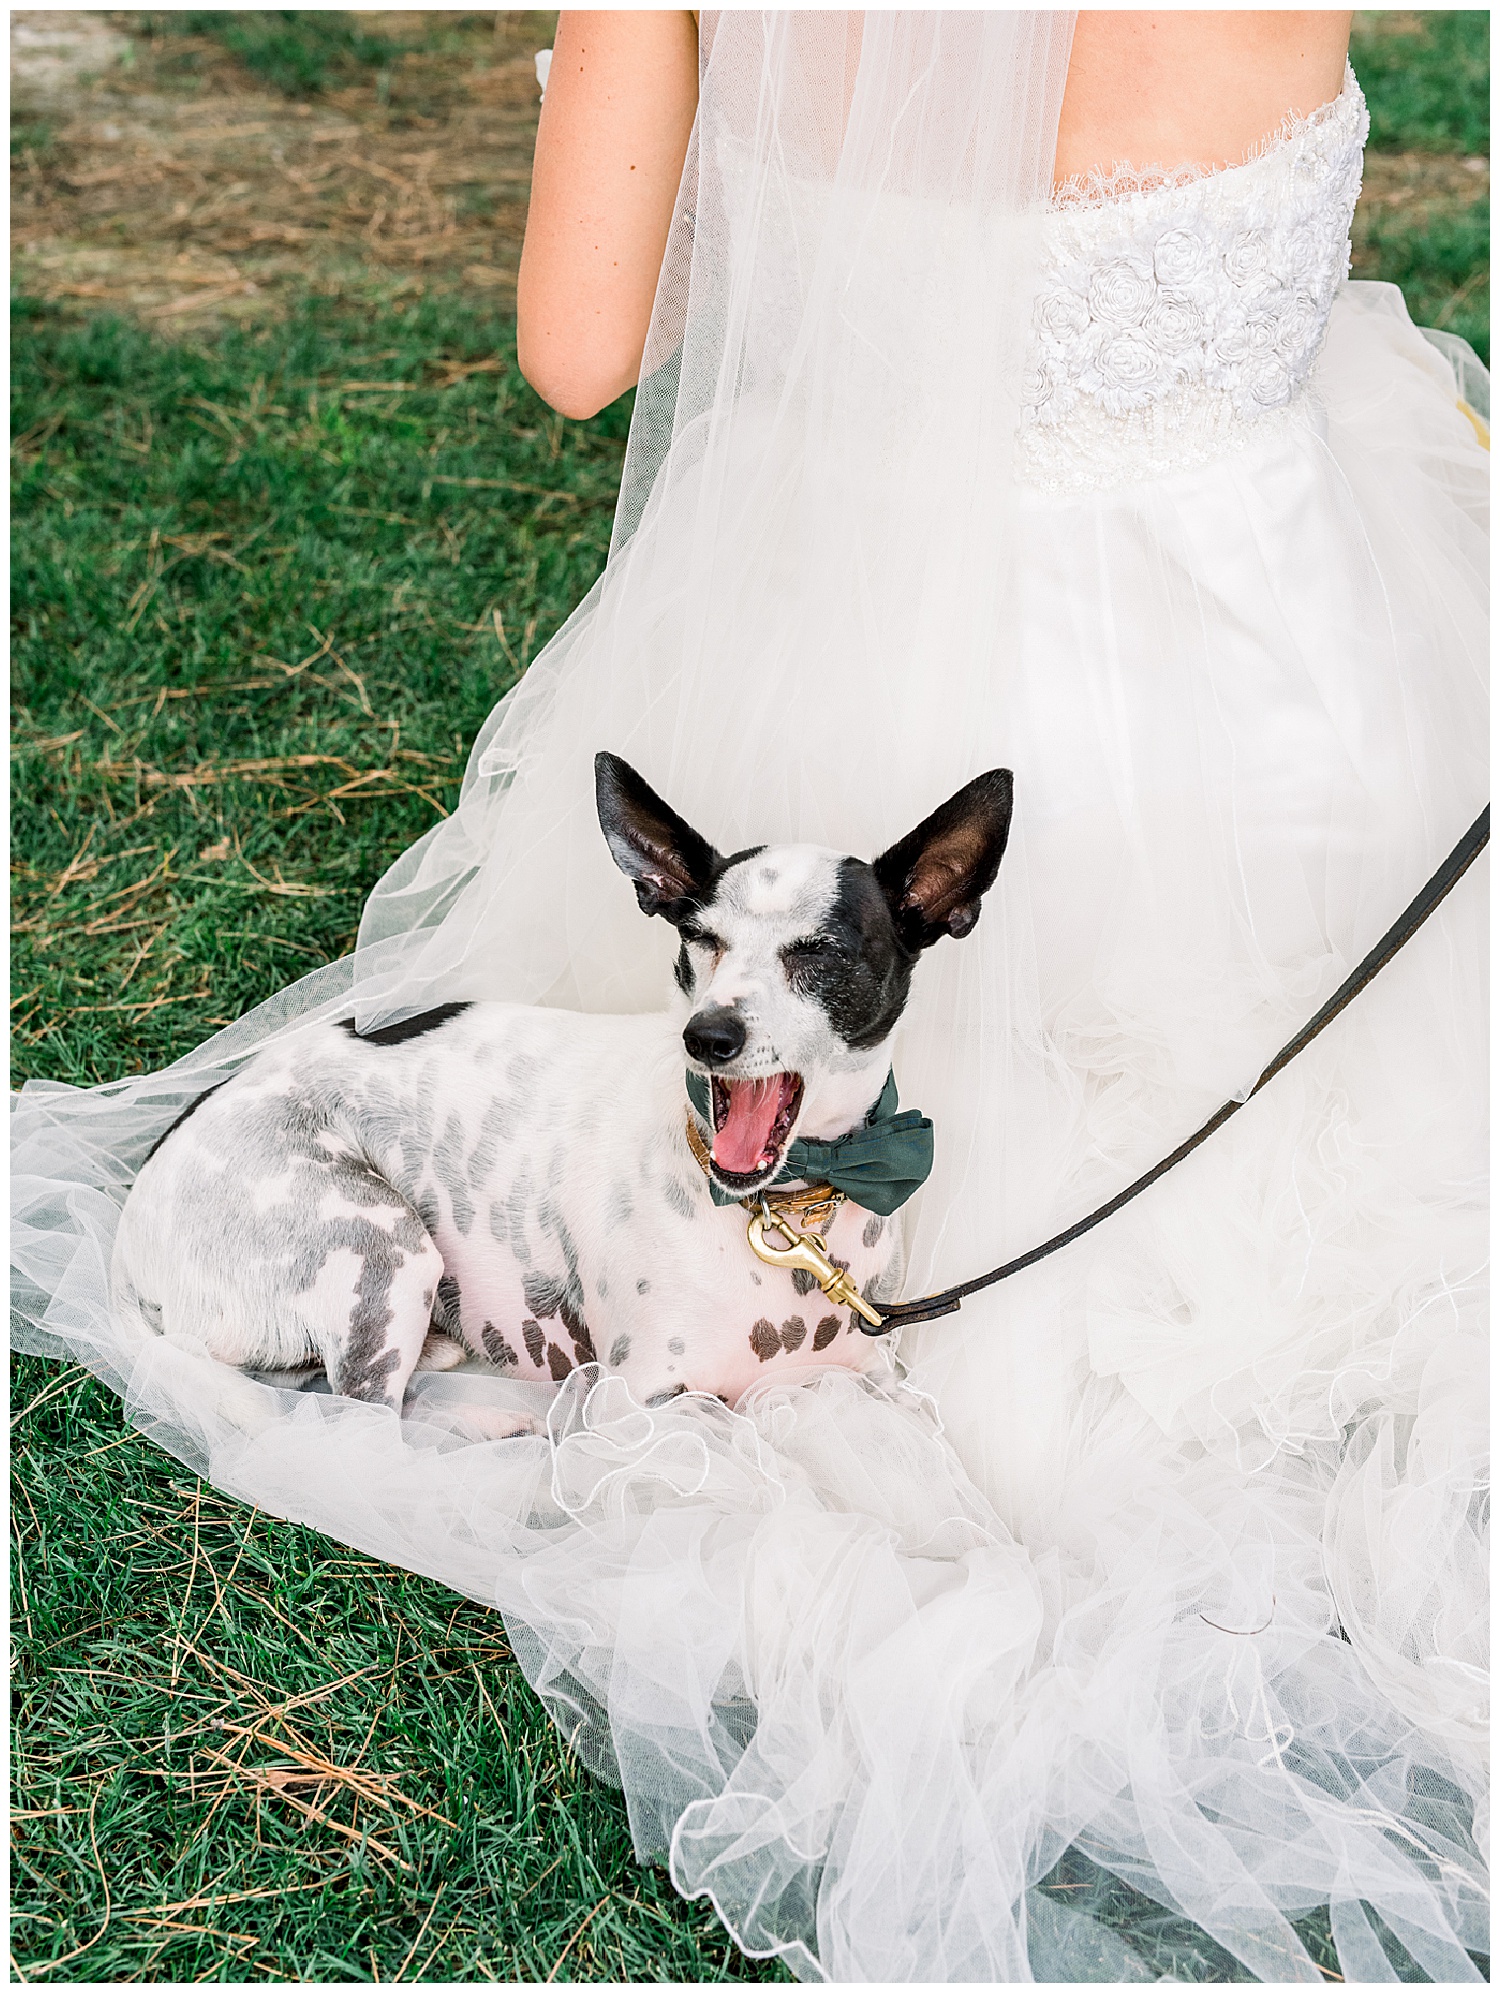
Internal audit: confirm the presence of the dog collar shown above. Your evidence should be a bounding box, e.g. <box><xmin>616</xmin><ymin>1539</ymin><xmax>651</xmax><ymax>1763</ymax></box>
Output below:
<box><xmin>683</xmin><ymin>1068</ymin><xmax>934</xmax><ymax>1217</ymax></box>
<box><xmin>684</xmin><ymin>1112</ymin><xmax>890</xmax><ymax>1329</ymax></box>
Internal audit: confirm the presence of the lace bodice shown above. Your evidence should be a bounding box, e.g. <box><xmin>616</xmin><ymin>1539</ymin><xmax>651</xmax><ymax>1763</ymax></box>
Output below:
<box><xmin>1020</xmin><ymin>68</ymin><xmax>1369</xmax><ymax>492</ymax></box>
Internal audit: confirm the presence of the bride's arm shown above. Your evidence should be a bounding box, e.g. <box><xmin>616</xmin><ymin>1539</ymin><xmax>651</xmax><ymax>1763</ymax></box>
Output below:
<box><xmin>518</xmin><ymin>10</ymin><xmax>699</xmax><ymax>420</ymax></box>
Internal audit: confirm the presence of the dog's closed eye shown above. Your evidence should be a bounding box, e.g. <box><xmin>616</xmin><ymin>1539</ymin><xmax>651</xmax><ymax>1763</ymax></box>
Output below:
<box><xmin>681</xmin><ymin>924</ymin><xmax>727</xmax><ymax>966</ymax></box>
<box><xmin>782</xmin><ymin>935</ymin><xmax>845</xmax><ymax>972</ymax></box>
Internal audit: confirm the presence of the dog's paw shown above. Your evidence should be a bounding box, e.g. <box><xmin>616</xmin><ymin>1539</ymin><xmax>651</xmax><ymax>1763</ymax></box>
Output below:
<box><xmin>404</xmin><ymin>1400</ymin><xmax>544</xmax><ymax>1443</ymax></box>
<box><xmin>454</xmin><ymin>1405</ymin><xmax>544</xmax><ymax>1441</ymax></box>
<box><xmin>414</xmin><ymin>1331</ymin><xmax>467</xmax><ymax>1374</ymax></box>
<box><xmin>247</xmin><ymin>1361</ymin><xmax>326</xmax><ymax>1392</ymax></box>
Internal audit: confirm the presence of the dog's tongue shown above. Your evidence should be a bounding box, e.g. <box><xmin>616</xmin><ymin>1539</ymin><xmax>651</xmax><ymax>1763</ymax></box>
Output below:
<box><xmin>715</xmin><ymin>1076</ymin><xmax>790</xmax><ymax>1175</ymax></box>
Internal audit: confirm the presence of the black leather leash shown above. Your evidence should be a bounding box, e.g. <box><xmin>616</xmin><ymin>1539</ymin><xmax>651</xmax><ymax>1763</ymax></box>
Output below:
<box><xmin>867</xmin><ymin>807</ymin><xmax>1489</xmax><ymax>1334</ymax></box>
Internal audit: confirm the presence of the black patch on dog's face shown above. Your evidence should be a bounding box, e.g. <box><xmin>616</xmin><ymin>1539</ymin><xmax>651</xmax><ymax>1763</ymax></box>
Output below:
<box><xmin>337</xmin><ymin>1002</ymin><xmax>472</xmax><ymax>1048</ymax></box>
<box><xmin>779</xmin><ymin>857</ymin><xmax>914</xmax><ymax>1051</ymax></box>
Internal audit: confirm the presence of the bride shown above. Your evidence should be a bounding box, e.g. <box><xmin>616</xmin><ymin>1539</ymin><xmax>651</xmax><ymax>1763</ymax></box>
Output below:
<box><xmin>12</xmin><ymin>10</ymin><xmax>1487</xmax><ymax>1982</ymax></box>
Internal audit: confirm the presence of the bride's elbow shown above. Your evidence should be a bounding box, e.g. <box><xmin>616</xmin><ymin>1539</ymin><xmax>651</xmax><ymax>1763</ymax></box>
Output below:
<box><xmin>517</xmin><ymin>326</ymin><xmax>638</xmax><ymax>422</ymax></box>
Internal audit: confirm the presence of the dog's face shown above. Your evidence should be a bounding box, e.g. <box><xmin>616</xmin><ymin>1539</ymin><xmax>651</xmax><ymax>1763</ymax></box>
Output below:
<box><xmin>596</xmin><ymin>754</ymin><xmax>1013</xmax><ymax>1200</ymax></box>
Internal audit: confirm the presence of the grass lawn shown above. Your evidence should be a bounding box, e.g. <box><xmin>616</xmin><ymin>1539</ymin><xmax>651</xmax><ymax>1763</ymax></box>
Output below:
<box><xmin>11</xmin><ymin>9</ymin><xmax>1488</xmax><ymax>1984</ymax></box>
<box><xmin>12</xmin><ymin>295</ymin><xmax>791</xmax><ymax>1983</ymax></box>
<box><xmin>1350</xmin><ymin>8</ymin><xmax>1490</xmax><ymax>362</ymax></box>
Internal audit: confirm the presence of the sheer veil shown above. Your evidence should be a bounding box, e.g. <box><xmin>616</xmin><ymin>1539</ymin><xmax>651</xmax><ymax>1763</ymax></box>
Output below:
<box><xmin>14</xmin><ymin>8</ymin><xmax>1082</xmax><ymax>1396</ymax></box>
<box><xmin>360</xmin><ymin>7</ymin><xmax>1080</xmax><ymax>1000</ymax></box>
<box><xmin>12</xmin><ymin>11</ymin><xmax>1489</xmax><ymax>1983</ymax></box>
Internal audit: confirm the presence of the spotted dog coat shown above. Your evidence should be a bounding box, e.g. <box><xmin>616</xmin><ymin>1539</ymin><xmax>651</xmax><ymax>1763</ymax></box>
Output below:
<box><xmin>112</xmin><ymin>756</ymin><xmax>1013</xmax><ymax>1414</ymax></box>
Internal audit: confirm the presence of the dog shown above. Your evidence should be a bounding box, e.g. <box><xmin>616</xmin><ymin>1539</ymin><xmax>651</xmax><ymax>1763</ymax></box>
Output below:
<box><xmin>111</xmin><ymin>754</ymin><xmax>1012</xmax><ymax>1416</ymax></box>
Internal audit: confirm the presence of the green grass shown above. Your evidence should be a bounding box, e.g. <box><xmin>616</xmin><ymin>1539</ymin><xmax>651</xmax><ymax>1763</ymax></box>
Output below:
<box><xmin>12</xmin><ymin>292</ymin><xmax>625</xmax><ymax>1088</ymax></box>
<box><xmin>147</xmin><ymin>11</ymin><xmax>399</xmax><ymax>98</ymax></box>
<box><xmin>1351</xmin><ymin>9</ymin><xmax>1489</xmax><ymax>361</ymax></box>
<box><xmin>11</xmin><ymin>288</ymin><xmax>792</xmax><ymax>1981</ymax></box>
<box><xmin>1358</xmin><ymin>197</ymin><xmax>1490</xmax><ymax>362</ymax></box>
<box><xmin>11</xmin><ymin>115</ymin><xmax>55</xmax><ymax>160</ymax></box>
<box><xmin>10</xmin><ymin>1353</ymin><xmax>785</xmax><ymax>1982</ymax></box>
<box><xmin>1352</xmin><ymin>9</ymin><xmax>1489</xmax><ymax>154</ymax></box>
<box><xmin>136</xmin><ymin>9</ymin><xmax>538</xmax><ymax>105</ymax></box>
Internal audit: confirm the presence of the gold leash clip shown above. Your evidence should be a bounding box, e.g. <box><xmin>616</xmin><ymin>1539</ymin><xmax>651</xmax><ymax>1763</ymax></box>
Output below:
<box><xmin>745</xmin><ymin>1198</ymin><xmax>885</xmax><ymax>1329</ymax></box>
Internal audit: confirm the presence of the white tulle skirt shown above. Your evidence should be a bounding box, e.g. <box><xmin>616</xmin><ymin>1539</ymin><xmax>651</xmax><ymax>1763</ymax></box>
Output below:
<box><xmin>12</xmin><ymin>282</ymin><xmax>1488</xmax><ymax>1981</ymax></box>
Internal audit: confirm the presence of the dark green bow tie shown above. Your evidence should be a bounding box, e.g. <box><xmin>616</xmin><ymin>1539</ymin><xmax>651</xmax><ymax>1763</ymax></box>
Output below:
<box><xmin>684</xmin><ymin>1068</ymin><xmax>934</xmax><ymax>1217</ymax></box>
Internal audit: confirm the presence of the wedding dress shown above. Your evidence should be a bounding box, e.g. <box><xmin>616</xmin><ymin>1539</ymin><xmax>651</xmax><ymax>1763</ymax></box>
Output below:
<box><xmin>12</xmin><ymin>14</ymin><xmax>1487</xmax><ymax>1982</ymax></box>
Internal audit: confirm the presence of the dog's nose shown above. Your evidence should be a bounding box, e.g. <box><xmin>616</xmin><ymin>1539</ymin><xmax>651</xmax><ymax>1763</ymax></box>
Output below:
<box><xmin>683</xmin><ymin>1007</ymin><xmax>746</xmax><ymax>1067</ymax></box>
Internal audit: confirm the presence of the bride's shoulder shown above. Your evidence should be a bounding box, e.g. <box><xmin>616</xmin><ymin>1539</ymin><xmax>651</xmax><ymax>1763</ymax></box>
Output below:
<box><xmin>1053</xmin><ymin>10</ymin><xmax>1353</xmax><ymax>190</ymax></box>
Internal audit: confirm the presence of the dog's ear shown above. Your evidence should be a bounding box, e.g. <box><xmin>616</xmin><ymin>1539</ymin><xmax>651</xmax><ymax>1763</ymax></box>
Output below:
<box><xmin>872</xmin><ymin>769</ymin><xmax>1013</xmax><ymax>952</ymax></box>
<box><xmin>595</xmin><ymin>753</ymin><xmax>723</xmax><ymax>922</ymax></box>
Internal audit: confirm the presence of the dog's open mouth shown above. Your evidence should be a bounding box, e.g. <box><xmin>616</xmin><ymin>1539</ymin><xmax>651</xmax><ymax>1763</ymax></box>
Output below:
<box><xmin>710</xmin><ymin>1071</ymin><xmax>805</xmax><ymax>1185</ymax></box>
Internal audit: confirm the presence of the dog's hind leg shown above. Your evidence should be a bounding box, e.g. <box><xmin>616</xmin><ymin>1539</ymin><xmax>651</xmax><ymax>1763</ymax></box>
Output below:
<box><xmin>291</xmin><ymin>1150</ymin><xmax>447</xmax><ymax>1411</ymax></box>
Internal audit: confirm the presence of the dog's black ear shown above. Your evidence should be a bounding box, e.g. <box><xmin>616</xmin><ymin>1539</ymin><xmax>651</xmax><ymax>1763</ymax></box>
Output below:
<box><xmin>595</xmin><ymin>753</ymin><xmax>723</xmax><ymax>922</ymax></box>
<box><xmin>872</xmin><ymin>769</ymin><xmax>1013</xmax><ymax>953</ymax></box>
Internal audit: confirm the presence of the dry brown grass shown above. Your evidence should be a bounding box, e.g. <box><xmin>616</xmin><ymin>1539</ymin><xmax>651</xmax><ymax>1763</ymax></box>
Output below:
<box><xmin>1357</xmin><ymin>149</ymin><xmax>1489</xmax><ymax>231</ymax></box>
<box><xmin>12</xmin><ymin>9</ymin><xmax>554</xmax><ymax>326</ymax></box>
